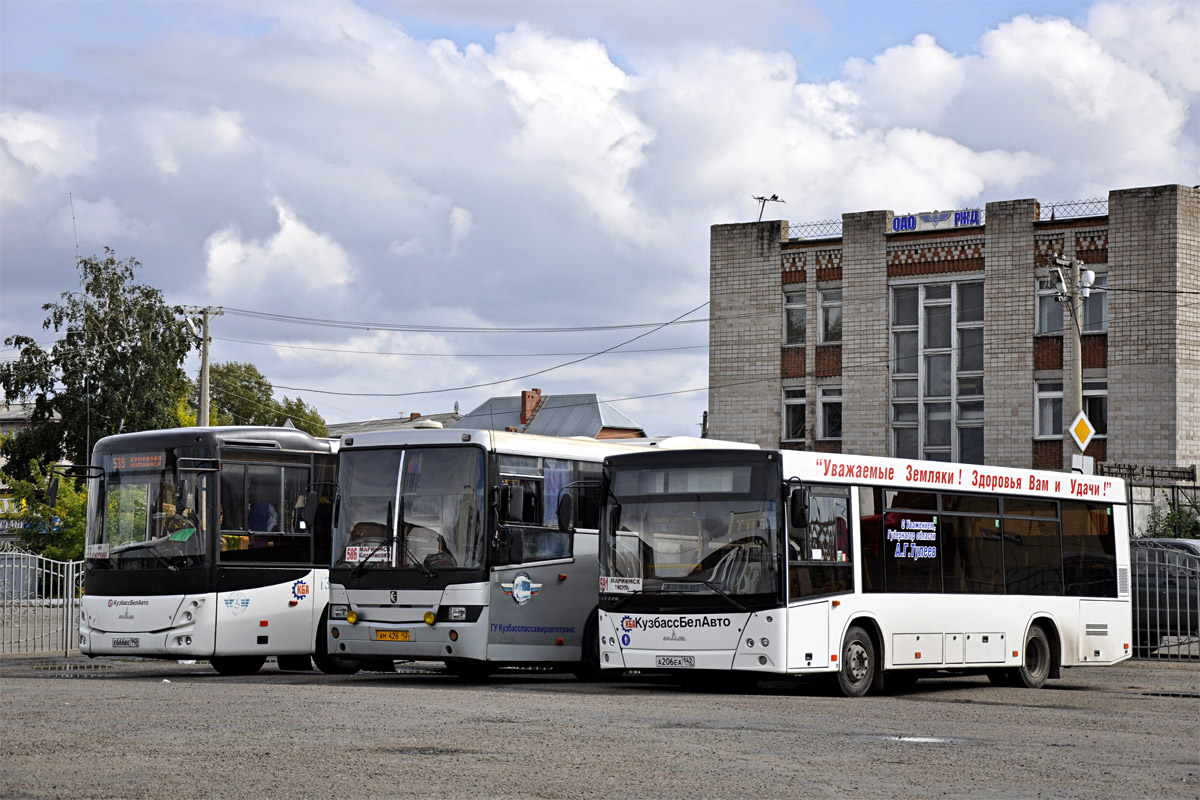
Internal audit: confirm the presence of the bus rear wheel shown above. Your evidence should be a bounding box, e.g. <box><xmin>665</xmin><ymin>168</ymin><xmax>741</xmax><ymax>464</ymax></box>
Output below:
<box><xmin>210</xmin><ymin>656</ymin><xmax>266</xmax><ymax>676</ymax></box>
<box><xmin>1014</xmin><ymin>624</ymin><xmax>1051</xmax><ymax>689</ymax></box>
<box><xmin>837</xmin><ymin>625</ymin><xmax>877</xmax><ymax>697</ymax></box>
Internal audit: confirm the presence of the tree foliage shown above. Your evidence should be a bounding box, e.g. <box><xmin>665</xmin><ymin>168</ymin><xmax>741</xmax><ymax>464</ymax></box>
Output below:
<box><xmin>1143</xmin><ymin>498</ymin><xmax>1200</xmax><ymax>540</ymax></box>
<box><xmin>1</xmin><ymin>460</ymin><xmax>88</xmax><ymax>560</ymax></box>
<box><xmin>0</xmin><ymin>249</ymin><xmax>192</xmax><ymax>481</ymax></box>
<box><xmin>209</xmin><ymin>361</ymin><xmax>327</xmax><ymax>437</ymax></box>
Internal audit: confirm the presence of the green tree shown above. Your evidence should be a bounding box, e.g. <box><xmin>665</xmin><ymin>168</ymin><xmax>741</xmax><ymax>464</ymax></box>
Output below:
<box><xmin>1142</xmin><ymin>499</ymin><xmax>1200</xmax><ymax>540</ymax></box>
<box><xmin>0</xmin><ymin>249</ymin><xmax>193</xmax><ymax>481</ymax></box>
<box><xmin>2</xmin><ymin>460</ymin><xmax>88</xmax><ymax>560</ymax></box>
<box><xmin>209</xmin><ymin>361</ymin><xmax>327</xmax><ymax>437</ymax></box>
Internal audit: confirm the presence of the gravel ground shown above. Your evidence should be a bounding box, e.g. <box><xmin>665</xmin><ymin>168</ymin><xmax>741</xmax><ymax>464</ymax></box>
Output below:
<box><xmin>1</xmin><ymin>656</ymin><xmax>1197</xmax><ymax>799</ymax></box>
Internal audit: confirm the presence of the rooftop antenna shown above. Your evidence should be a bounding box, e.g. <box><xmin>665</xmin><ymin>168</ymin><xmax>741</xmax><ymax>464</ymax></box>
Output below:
<box><xmin>752</xmin><ymin>194</ymin><xmax>785</xmax><ymax>222</ymax></box>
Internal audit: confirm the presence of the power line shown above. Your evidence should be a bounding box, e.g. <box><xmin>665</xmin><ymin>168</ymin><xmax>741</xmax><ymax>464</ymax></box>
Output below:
<box><xmin>221</xmin><ymin>306</ymin><xmax>710</xmax><ymax>334</ymax></box>
<box><xmin>210</xmin><ymin>336</ymin><xmax>706</xmax><ymax>359</ymax></box>
<box><xmin>274</xmin><ymin>300</ymin><xmax>711</xmax><ymax>398</ymax></box>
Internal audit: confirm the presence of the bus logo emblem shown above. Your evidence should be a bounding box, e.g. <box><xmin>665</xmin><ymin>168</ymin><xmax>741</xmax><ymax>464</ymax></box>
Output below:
<box><xmin>291</xmin><ymin>580</ymin><xmax>310</xmax><ymax>601</ymax></box>
<box><xmin>501</xmin><ymin>572</ymin><xmax>542</xmax><ymax>605</ymax></box>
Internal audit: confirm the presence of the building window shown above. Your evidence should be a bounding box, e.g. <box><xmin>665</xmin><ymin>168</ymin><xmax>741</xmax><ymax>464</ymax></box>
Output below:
<box><xmin>819</xmin><ymin>387</ymin><xmax>842</xmax><ymax>440</ymax></box>
<box><xmin>1037</xmin><ymin>277</ymin><xmax>1063</xmax><ymax>335</ymax></box>
<box><xmin>890</xmin><ymin>282</ymin><xmax>983</xmax><ymax>463</ymax></box>
<box><xmin>820</xmin><ymin>289</ymin><xmax>842</xmax><ymax>343</ymax></box>
<box><xmin>1082</xmin><ymin>274</ymin><xmax>1108</xmax><ymax>333</ymax></box>
<box><xmin>1036</xmin><ymin>381</ymin><xmax>1063</xmax><ymax>437</ymax></box>
<box><xmin>784</xmin><ymin>292</ymin><xmax>806</xmax><ymax>346</ymax></box>
<box><xmin>1083</xmin><ymin>380</ymin><xmax>1107</xmax><ymax>436</ymax></box>
<box><xmin>783</xmin><ymin>388</ymin><xmax>806</xmax><ymax>443</ymax></box>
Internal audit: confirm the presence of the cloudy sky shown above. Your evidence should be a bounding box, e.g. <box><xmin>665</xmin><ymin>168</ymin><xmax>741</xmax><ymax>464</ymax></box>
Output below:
<box><xmin>2</xmin><ymin>0</ymin><xmax>1197</xmax><ymax>437</ymax></box>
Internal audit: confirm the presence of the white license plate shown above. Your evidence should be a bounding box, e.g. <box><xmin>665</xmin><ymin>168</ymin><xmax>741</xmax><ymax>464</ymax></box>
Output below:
<box><xmin>656</xmin><ymin>655</ymin><xmax>695</xmax><ymax>668</ymax></box>
<box><xmin>112</xmin><ymin>637</ymin><xmax>140</xmax><ymax>648</ymax></box>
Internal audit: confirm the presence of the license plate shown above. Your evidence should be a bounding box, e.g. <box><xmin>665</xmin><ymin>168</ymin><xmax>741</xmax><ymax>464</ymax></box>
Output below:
<box><xmin>656</xmin><ymin>655</ymin><xmax>694</xmax><ymax>668</ymax></box>
<box><xmin>375</xmin><ymin>630</ymin><xmax>410</xmax><ymax>642</ymax></box>
<box><xmin>112</xmin><ymin>637</ymin><xmax>140</xmax><ymax>648</ymax></box>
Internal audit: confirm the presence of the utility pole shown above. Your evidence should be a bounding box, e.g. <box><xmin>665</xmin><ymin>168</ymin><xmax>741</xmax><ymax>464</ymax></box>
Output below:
<box><xmin>1052</xmin><ymin>255</ymin><xmax>1094</xmax><ymax>467</ymax></box>
<box><xmin>183</xmin><ymin>306</ymin><xmax>223</xmax><ymax>427</ymax></box>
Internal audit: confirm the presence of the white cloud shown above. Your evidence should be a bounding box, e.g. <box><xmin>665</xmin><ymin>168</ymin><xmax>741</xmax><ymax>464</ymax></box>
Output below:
<box><xmin>844</xmin><ymin>34</ymin><xmax>966</xmax><ymax>129</ymax></box>
<box><xmin>0</xmin><ymin>110</ymin><xmax>97</xmax><ymax>179</ymax></box>
<box><xmin>205</xmin><ymin>198</ymin><xmax>353</xmax><ymax>298</ymax></box>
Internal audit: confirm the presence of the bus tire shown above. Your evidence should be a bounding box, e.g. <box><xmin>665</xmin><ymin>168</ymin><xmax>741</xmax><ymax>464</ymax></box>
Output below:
<box><xmin>837</xmin><ymin>625</ymin><xmax>877</xmax><ymax>697</ymax></box>
<box><xmin>210</xmin><ymin>656</ymin><xmax>266</xmax><ymax>676</ymax></box>
<box><xmin>276</xmin><ymin>654</ymin><xmax>313</xmax><ymax>672</ymax></box>
<box><xmin>313</xmin><ymin>610</ymin><xmax>363</xmax><ymax>675</ymax></box>
<box><xmin>573</xmin><ymin>609</ymin><xmax>606</xmax><ymax>681</ymax></box>
<box><xmin>1015</xmin><ymin>624</ymin><xmax>1051</xmax><ymax>689</ymax></box>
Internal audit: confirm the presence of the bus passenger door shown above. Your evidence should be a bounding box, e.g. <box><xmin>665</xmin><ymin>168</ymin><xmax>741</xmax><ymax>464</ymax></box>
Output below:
<box><xmin>488</xmin><ymin>524</ymin><xmax>584</xmax><ymax>663</ymax></box>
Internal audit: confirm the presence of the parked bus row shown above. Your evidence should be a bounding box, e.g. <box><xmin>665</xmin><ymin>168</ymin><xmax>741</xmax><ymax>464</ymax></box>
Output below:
<box><xmin>66</xmin><ymin>425</ymin><xmax>1133</xmax><ymax>694</ymax></box>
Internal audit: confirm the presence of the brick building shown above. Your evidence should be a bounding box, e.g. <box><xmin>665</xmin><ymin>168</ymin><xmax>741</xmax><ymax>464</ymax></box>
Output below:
<box><xmin>708</xmin><ymin>183</ymin><xmax>1199</xmax><ymax>473</ymax></box>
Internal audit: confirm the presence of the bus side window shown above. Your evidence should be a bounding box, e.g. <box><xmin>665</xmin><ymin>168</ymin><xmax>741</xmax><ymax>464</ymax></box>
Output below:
<box><xmin>220</xmin><ymin>465</ymin><xmax>246</xmax><ymax>531</ymax></box>
<box><xmin>789</xmin><ymin>487</ymin><xmax>853</xmax><ymax>599</ymax></box>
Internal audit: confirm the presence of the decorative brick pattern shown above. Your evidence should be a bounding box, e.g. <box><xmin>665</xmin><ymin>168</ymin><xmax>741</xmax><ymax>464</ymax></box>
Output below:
<box><xmin>886</xmin><ymin>236</ymin><xmax>985</xmax><ymax>277</ymax></box>
<box><xmin>815</xmin><ymin>344</ymin><xmax>841</xmax><ymax>378</ymax></box>
<box><xmin>1075</xmin><ymin>229</ymin><xmax>1108</xmax><ymax>265</ymax></box>
<box><xmin>781</xmin><ymin>347</ymin><xmax>805</xmax><ymax>379</ymax></box>
<box><xmin>782</xmin><ymin>250</ymin><xmax>807</xmax><ymax>285</ymax></box>
<box><xmin>1081</xmin><ymin>334</ymin><xmax>1107</xmax><ymax>370</ymax></box>
<box><xmin>1035</xmin><ymin>236</ymin><xmax>1064</xmax><ymax>268</ymax></box>
<box><xmin>1033</xmin><ymin>439</ymin><xmax>1062</xmax><ymax>470</ymax></box>
<box><xmin>1034</xmin><ymin>336</ymin><xmax>1063</xmax><ymax>371</ymax></box>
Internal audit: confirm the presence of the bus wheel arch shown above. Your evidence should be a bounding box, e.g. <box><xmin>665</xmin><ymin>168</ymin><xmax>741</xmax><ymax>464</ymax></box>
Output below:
<box><xmin>1032</xmin><ymin>616</ymin><xmax>1062</xmax><ymax>680</ymax></box>
<box><xmin>573</xmin><ymin>608</ymin><xmax>605</xmax><ymax>681</ymax></box>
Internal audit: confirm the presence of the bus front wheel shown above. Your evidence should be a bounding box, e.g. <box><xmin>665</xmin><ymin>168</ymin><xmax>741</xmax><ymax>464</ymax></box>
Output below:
<box><xmin>211</xmin><ymin>656</ymin><xmax>266</xmax><ymax>676</ymax></box>
<box><xmin>837</xmin><ymin>625</ymin><xmax>877</xmax><ymax>697</ymax></box>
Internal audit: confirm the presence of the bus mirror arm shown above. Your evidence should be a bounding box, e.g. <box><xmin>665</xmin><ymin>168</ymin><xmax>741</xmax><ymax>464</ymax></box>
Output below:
<box><xmin>46</xmin><ymin>476</ymin><xmax>59</xmax><ymax>507</ymax></box>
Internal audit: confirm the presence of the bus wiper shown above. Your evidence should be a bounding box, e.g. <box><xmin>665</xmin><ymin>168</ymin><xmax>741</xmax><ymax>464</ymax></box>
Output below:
<box><xmin>403</xmin><ymin>545</ymin><xmax>436</xmax><ymax>579</ymax></box>
<box><xmin>603</xmin><ymin>591</ymin><xmax>639</xmax><ymax>613</ymax></box>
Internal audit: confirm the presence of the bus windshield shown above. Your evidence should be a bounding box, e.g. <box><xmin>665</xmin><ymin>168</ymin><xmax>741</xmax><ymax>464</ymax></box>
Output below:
<box><xmin>335</xmin><ymin>446</ymin><xmax>486</xmax><ymax>571</ymax></box>
<box><xmin>602</xmin><ymin>462</ymin><xmax>781</xmax><ymax>598</ymax></box>
<box><xmin>86</xmin><ymin>450</ymin><xmax>208</xmax><ymax>571</ymax></box>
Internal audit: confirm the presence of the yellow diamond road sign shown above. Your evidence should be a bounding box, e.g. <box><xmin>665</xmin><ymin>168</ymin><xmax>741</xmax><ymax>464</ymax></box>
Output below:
<box><xmin>1069</xmin><ymin>411</ymin><xmax>1095</xmax><ymax>451</ymax></box>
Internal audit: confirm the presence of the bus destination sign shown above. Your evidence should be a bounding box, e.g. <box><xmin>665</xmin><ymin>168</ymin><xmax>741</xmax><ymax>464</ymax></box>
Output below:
<box><xmin>109</xmin><ymin>453</ymin><xmax>165</xmax><ymax>471</ymax></box>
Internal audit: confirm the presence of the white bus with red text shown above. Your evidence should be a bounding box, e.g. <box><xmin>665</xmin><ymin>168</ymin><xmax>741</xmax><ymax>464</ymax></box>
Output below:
<box><xmin>597</xmin><ymin>448</ymin><xmax>1130</xmax><ymax>695</ymax></box>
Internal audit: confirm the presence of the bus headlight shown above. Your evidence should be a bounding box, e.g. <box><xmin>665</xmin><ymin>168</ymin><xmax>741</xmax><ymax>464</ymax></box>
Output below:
<box><xmin>447</xmin><ymin>607</ymin><xmax>466</xmax><ymax>622</ymax></box>
<box><xmin>330</xmin><ymin>605</ymin><xmax>349</xmax><ymax>620</ymax></box>
<box><xmin>346</xmin><ymin>610</ymin><xmax>358</xmax><ymax>625</ymax></box>
<box><xmin>424</xmin><ymin>612</ymin><xmax>436</xmax><ymax>626</ymax></box>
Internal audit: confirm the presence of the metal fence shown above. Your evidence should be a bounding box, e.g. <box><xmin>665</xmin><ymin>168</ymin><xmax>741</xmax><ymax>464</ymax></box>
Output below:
<box><xmin>1039</xmin><ymin>198</ymin><xmax>1108</xmax><ymax>220</ymax></box>
<box><xmin>0</xmin><ymin>543</ymin><xmax>82</xmax><ymax>656</ymax></box>
<box><xmin>787</xmin><ymin>219</ymin><xmax>842</xmax><ymax>240</ymax></box>
<box><xmin>1131</xmin><ymin>542</ymin><xmax>1199</xmax><ymax>661</ymax></box>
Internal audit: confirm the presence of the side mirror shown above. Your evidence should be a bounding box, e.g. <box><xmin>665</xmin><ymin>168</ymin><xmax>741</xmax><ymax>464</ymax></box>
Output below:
<box><xmin>500</xmin><ymin>484</ymin><xmax>525</xmax><ymax>524</ymax></box>
<box><xmin>302</xmin><ymin>490</ymin><xmax>319</xmax><ymax>533</ymax></box>
<box><xmin>47</xmin><ymin>476</ymin><xmax>60</xmax><ymax>507</ymax></box>
<box><xmin>557</xmin><ymin>492</ymin><xmax>574</xmax><ymax>533</ymax></box>
<box><xmin>788</xmin><ymin>487</ymin><xmax>808</xmax><ymax>529</ymax></box>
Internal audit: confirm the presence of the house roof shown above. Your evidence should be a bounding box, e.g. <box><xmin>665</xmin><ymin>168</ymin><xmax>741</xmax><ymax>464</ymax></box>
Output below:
<box><xmin>453</xmin><ymin>393</ymin><xmax>643</xmax><ymax>438</ymax></box>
